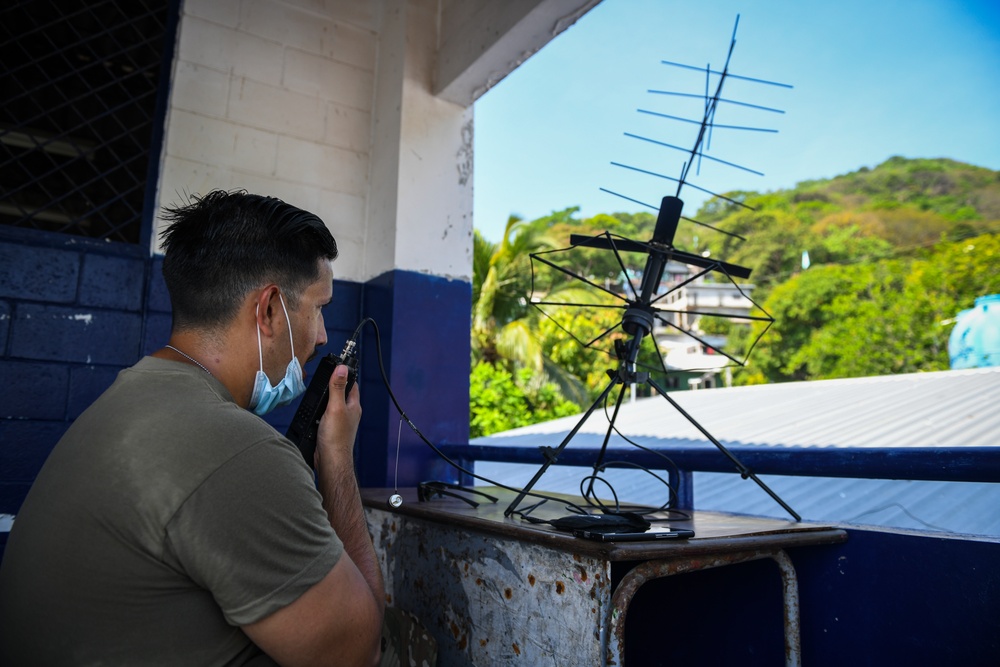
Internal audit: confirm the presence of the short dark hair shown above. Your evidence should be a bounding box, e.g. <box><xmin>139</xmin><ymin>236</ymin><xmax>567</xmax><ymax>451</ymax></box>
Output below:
<box><xmin>160</xmin><ymin>190</ymin><xmax>339</xmax><ymax>331</ymax></box>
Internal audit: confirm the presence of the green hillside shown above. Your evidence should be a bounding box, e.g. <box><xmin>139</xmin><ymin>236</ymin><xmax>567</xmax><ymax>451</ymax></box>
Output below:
<box><xmin>471</xmin><ymin>158</ymin><xmax>999</xmax><ymax>434</ymax></box>
<box><xmin>689</xmin><ymin>156</ymin><xmax>999</xmax><ymax>292</ymax></box>
<box><xmin>684</xmin><ymin>157</ymin><xmax>1000</xmax><ymax>384</ymax></box>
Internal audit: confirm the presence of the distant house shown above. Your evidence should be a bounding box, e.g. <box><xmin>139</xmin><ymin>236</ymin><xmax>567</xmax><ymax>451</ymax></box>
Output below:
<box><xmin>653</xmin><ymin>261</ymin><xmax>758</xmax><ymax>389</ymax></box>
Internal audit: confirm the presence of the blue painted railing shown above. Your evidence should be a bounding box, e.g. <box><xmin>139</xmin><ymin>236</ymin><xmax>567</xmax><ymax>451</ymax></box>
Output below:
<box><xmin>441</xmin><ymin>443</ymin><xmax>1000</xmax><ymax>509</ymax></box>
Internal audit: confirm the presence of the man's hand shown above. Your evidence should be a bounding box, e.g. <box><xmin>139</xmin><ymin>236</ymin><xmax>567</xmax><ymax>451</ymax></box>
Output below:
<box><xmin>314</xmin><ymin>364</ymin><xmax>361</xmax><ymax>470</ymax></box>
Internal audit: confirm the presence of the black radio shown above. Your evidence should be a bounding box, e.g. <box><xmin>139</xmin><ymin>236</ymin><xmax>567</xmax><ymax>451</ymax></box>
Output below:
<box><xmin>285</xmin><ymin>338</ymin><xmax>357</xmax><ymax>467</ymax></box>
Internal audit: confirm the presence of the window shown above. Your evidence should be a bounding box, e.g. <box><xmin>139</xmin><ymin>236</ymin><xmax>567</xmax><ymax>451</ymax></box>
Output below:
<box><xmin>0</xmin><ymin>0</ymin><xmax>176</xmax><ymax>245</ymax></box>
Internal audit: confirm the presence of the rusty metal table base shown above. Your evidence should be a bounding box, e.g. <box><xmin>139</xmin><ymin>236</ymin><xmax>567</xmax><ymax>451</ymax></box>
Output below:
<box><xmin>362</xmin><ymin>488</ymin><xmax>844</xmax><ymax>666</ymax></box>
<box><xmin>609</xmin><ymin>548</ymin><xmax>801</xmax><ymax>666</ymax></box>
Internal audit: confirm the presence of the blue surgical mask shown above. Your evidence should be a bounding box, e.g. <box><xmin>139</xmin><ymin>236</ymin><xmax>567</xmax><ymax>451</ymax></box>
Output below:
<box><xmin>248</xmin><ymin>293</ymin><xmax>306</xmax><ymax>416</ymax></box>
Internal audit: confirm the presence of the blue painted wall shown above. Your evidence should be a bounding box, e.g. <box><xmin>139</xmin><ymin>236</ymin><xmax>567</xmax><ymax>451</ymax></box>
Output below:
<box><xmin>623</xmin><ymin>528</ymin><xmax>1000</xmax><ymax>665</ymax></box>
<box><xmin>355</xmin><ymin>270</ymin><xmax>472</xmax><ymax>489</ymax></box>
<box><xmin>794</xmin><ymin>528</ymin><xmax>1000</xmax><ymax>665</ymax></box>
<box><xmin>0</xmin><ymin>230</ymin><xmax>471</xmax><ymax>526</ymax></box>
<box><xmin>0</xmin><ymin>232</ymin><xmax>151</xmax><ymax>516</ymax></box>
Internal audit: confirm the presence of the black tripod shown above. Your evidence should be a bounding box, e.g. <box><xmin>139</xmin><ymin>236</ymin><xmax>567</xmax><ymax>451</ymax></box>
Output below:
<box><xmin>503</xmin><ymin>195</ymin><xmax>800</xmax><ymax>522</ymax></box>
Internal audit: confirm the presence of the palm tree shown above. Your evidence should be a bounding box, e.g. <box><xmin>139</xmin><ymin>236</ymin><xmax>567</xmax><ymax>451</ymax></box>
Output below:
<box><xmin>473</xmin><ymin>215</ymin><xmax>540</xmax><ymax>364</ymax></box>
<box><xmin>472</xmin><ymin>215</ymin><xmax>591</xmax><ymax>406</ymax></box>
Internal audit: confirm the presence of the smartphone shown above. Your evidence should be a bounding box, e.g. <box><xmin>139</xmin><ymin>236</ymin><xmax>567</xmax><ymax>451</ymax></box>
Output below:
<box><xmin>573</xmin><ymin>526</ymin><xmax>695</xmax><ymax>542</ymax></box>
<box><xmin>285</xmin><ymin>339</ymin><xmax>357</xmax><ymax>467</ymax></box>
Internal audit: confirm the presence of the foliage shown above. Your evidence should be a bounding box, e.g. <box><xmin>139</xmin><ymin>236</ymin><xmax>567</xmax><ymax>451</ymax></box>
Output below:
<box><xmin>469</xmin><ymin>362</ymin><xmax>580</xmax><ymax>438</ymax></box>
<box><xmin>471</xmin><ymin>214</ymin><xmax>588</xmax><ymax>430</ymax></box>
<box><xmin>473</xmin><ymin>215</ymin><xmax>554</xmax><ymax>372</ymax></box>
<box><xmin>734</xmin><ymin>233</ymin><xmax>1000</xmax><ymax>384</ymax></box>
<box><xmin>525</xmin><ymin>208</ymin><xmax>657</xmax><ymax>294</ymax></box>
<box><xmin>534</xmin><ymin>290</ymin><xmax>628</xmax><ymax>395</ymax></box>
<box><xmin>470</xmin><ymin>209</ymin><xmax>661</xmax><ymax>431</ymax></box>
<box><xmin>473</xmin><ymin>158</ymin><xmax>1000</xmax><ymax>432</ymax></box>
<box><xmin>696</xmin><ymin>157</ymin><xmax>999</xmax><ymax>295</ymax></box>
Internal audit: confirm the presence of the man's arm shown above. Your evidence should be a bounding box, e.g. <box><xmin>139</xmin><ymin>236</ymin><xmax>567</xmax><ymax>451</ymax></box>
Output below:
<box><xmin>243</xmin><ymin>365</ymin><xmax>384</xmax><ymax>667</ymax></box>
<box><xmin>314</xmin><ymin>365</ymin><xmax>385</xmax><ymax>616</ymax></box>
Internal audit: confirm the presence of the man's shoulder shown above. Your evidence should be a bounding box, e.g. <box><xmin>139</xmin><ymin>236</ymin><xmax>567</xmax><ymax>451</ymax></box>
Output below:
<box><xmin>61</xmin><ymin>356</ymin><xmax>303</xmax><ymax>495</ymax></box>
<box><xmin>103</xmin><ymin>356</ymin><xmax>279</xmax><ymax>446</ymax></box>
<box><xmin>116</xmin><ymin>356</ymin><xmax>237</xmax><ymax>408</ymax></box>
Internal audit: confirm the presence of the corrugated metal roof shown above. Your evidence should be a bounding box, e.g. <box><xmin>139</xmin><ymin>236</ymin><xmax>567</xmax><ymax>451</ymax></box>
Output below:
<box><xmin>472</xmin><ymin>367</ymin><xmax>1000</xmax><ymax>536</ymax></box>
<box><xmin>473</xmin><ymin>367</ymin><xmax>1000</xmax><ymax>449</ymax></box>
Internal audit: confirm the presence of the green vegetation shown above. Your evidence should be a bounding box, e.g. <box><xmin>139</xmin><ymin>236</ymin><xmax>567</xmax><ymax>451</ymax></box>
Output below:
<box><xmin>733</xmin><ymin>234</ymin><xmax>1000</xmax><ymax>384</ymax></box>
<box><xmin>469</xmin><ymin>362</ymin><xmax>580</xmax><ymax>439</ymax></box>
<box><xmin>469</xmin><ymin>209</ymin><xmax>644</xmax><ymax>437</ymax></box>
<box><xmin>471</xmin><ymin>157</ymin><xmax>1000</xmax><ymax>435</ymax></box>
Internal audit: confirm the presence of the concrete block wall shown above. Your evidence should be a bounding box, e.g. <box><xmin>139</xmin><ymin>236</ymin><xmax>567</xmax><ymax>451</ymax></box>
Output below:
<box><xmin>0</xmin><ymin>0</ymin><xmax>473</xmax><ymax>517</ymax></box>
<box><xmin>0</xmin><ymin>235</ymin><xmax>157</xmax><ymax>515</ymax></box>
<box><xmin>158</xmin><ymin>0</ymin><xmax>379</xmax><ymax>282</ymax></box>
<box><xmin>0</xmin><ymin>232</ymin><xmax>370</xmax><ymax>518</ymax></box>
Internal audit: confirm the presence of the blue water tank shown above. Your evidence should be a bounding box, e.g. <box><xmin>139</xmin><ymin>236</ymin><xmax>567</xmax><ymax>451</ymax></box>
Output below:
<box><xmin>949</xmin><ymin>294</ymin><xmax>1000</xmax><ymax>369</ymax></box>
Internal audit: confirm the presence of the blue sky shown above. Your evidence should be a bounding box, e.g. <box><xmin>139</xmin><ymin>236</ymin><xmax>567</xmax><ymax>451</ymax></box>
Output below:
<box><xmin>472</xmin><ymin>0</ymin><xmax>1000</xmax><ymax>242</ymax></box>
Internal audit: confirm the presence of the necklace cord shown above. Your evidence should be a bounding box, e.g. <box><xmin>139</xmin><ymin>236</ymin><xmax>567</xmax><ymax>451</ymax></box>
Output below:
<box><xmin>165</xmin><ymin>345</ymin><xmax>213</xmax><ymax>377</ymax></box>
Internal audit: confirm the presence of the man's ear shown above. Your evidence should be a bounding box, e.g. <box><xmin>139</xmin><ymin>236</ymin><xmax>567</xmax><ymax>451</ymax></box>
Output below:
<box><xmin>254</xmin><ymin>285</ymin><xmax>282</xmax><ymax>338</ymax></box>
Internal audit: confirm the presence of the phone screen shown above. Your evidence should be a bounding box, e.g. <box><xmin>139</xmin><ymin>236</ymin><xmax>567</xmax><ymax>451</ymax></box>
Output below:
<box><xmin>574</xmin><ymin>526</ymin><xmax>695</xmax><ymax>542</ymax></box>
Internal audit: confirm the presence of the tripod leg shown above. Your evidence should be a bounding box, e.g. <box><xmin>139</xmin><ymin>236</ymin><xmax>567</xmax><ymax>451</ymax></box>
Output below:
<box><xmin>583</xmin><ymin>380</ymin><xmax>631</xmax><ymax>505</ymax></box>
<box><xmin>504</xmin><ymin>374</ymin><xmax>620</xmax><ymax>517</ymax></box>
<box><xmin>647</xmin><ymin>377</ymin><xmax>801</xmax><ymax>522</ymax></box>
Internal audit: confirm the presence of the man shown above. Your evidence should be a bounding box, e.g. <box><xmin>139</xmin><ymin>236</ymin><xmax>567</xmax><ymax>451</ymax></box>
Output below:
<box><xmin>0</xmin><ymin>191</ymin><xmax>384</xmax><ymax>666</ymax></box>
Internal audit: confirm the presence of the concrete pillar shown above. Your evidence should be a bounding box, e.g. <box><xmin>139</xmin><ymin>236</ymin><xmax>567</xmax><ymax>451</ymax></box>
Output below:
<box><xmin>358</xmin><ymin>0</ymin><xmax>473</xmax><ymax>487</ymax></box>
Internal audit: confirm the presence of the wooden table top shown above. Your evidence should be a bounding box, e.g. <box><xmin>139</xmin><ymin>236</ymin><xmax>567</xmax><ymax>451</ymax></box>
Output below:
<box><xmin>362</xmin><ymin>486</ymin><xmax>847</xmax><ymax>561</ymax></box>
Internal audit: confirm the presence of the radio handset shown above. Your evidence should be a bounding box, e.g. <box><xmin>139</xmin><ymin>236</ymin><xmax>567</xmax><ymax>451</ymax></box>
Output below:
<box><xmin>285</xmin><ymin>339</ymin><xmax>358</xmax><ymax>468</ymax></box>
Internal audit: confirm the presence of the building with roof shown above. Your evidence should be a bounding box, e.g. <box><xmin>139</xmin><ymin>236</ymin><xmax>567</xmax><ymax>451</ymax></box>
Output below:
<box><xmin>471</xmin><ymin>366</ymin><xmax>1000</xmax><ymax>536</ymax></box>
<box><xmin>653</xmin><ymin>261</ymin><xmax>758</xmax><ymax>389</ymax></box>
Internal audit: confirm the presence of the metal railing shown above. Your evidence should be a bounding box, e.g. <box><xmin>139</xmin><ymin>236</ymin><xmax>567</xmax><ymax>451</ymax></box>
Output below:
<box><xmin>442</xmin><ymin>443</ymin><xmax>1000</xmax><ymax>510</ymax></box>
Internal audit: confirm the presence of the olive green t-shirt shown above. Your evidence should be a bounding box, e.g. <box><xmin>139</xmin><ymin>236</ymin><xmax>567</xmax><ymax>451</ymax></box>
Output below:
<box><xmin>0</xmin><ymin>357</ymin><xmax>343</xmax><ymax>666</ymax></box>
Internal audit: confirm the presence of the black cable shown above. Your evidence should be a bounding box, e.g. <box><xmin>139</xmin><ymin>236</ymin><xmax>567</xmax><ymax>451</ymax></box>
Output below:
<box><xmin>579</xmin><ymin>474</ymin><xmax>619</xmax><ymax>512</ymax></box>
<box><xmin>356</xmin><ymin>317</ymin><xmax>595</xmax><ymax>517</ymax></box>
<box><xmin>602</xmin><ymin>384</ymin><xmax>681</xmax><ymax>474</ymax></box>
<box><xmin>590</xmin><ymin>385</ymin><xmax>683</xmax><ymax>512</ymax></box>
<box><xmin>593</xmin><ymin>461</ymin><xmax>690</xmax><ymax>521</ymax></box>
<box><xmin>357</xmin><ymin>317</ymin><xmax>692</xmax><ymax>522</ymax></box>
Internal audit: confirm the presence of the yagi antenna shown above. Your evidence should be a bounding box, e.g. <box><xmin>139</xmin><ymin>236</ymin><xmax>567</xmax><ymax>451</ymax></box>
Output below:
<box><xmin>504</xmin><ymin>15</ymin><xmax>801</xmax><ymax>523</ymax></box>
<box><xmin>604</xmin><ymin>13</ymin><xmax>792</xmax><ymax>211</ymax></box>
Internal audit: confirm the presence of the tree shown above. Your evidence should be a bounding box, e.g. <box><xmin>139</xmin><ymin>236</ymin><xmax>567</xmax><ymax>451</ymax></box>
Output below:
<box><xmin>470</xmin><ymin>214</ymin><xmax>589</xmax><ymax>432</ymax></box>
<box><xmin>472</xmin><ymin>215</ymin><xmax>550</xmax><ymax>369</ymax></box>
<box><xmin>469</xmin><ymin>208</ymin><xmax>666</xmax><ymax>433</ymax></box>
<box><xmin>469</xmin><ymin>362</ymin><xmax>579</xmax><ymax>438</ymax></box>
<box><xmin>472</xmin><ymin>159</ymin><xmax>1000</xmax><ymax>421</ymax></box>
<box><xmin>530</xmin><ymin>208</ymin><xmax>657</xmax><ymax>294</ymax></box>
<box><xmin>734</xmin><ymin>234</ymin><xmax>1000</xmax><ymax>384</ymax></box>
<box><xmin>534</xmin><ymin>290</ymin><xmax>629</xmax><ymax>397</ymax></box>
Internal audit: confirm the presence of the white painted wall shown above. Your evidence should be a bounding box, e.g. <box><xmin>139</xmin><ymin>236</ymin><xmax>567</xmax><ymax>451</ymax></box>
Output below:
<box><xmin>367</xmin><ymin>0</ymin><xmax>473</xmax><ymax>281</ymax></box>
<box><xmin>155</xmin><ymin>0</ymin><xmax>380</xmax><ymax>282</ymax></box>
<box><xmin>154</xmin><ymin>0</ymin><xmax>599</xmax><ymax>283</ymax></box>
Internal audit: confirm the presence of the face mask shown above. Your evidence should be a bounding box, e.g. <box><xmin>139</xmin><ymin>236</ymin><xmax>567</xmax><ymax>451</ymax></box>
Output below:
<box><xmin>248</xmin><ymin>293</ymin><xmax>306</xmax><ymax>416</ymax></box>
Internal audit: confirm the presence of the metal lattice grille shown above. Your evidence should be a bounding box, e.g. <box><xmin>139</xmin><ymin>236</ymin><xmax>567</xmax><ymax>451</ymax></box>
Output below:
<box><xmin>0</xmin><ymin>0</ymin><xmax>173</xmax><ymax>244</ymax></box>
